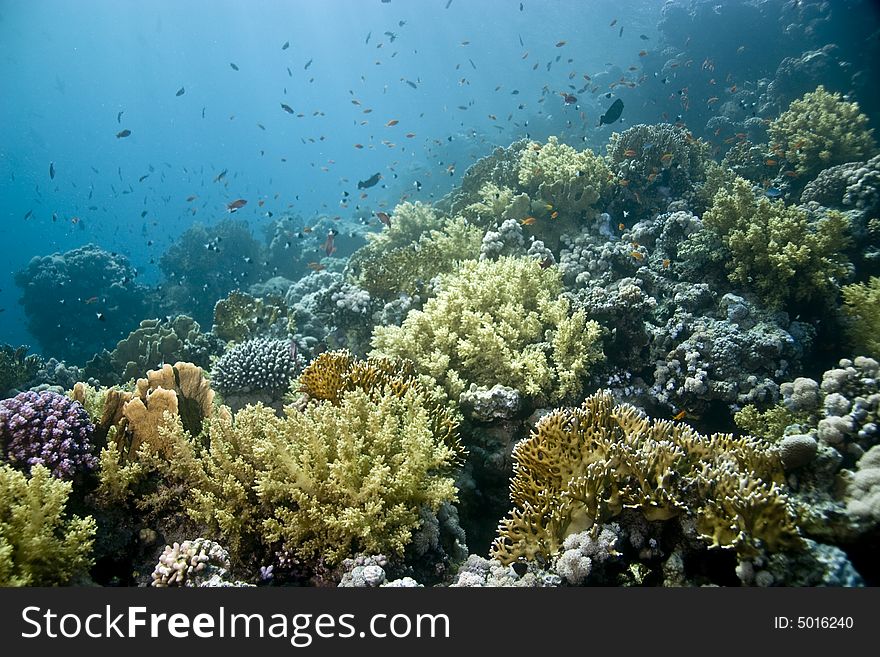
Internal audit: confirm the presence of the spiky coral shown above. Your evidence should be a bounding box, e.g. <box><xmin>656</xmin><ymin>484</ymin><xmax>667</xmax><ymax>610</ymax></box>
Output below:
<box><xmin>768</xmin><ymin>85</ymin><xmax>876</xmax><ymax>177</ymax></box>
<box><xmin>0</xmin><ymin>464</ymin><xmax>96</xmax><ymax>586</ymax></box>
<box><xmin>371</xmin><ymin>256</ymin><xmax>604</xmax><ymax>406</ymax></box>
<box><xmin>492</xmin><ymin>391</ymin><xmax>799</xmax><ymax>565</ymax></box>
<box><xmin>702</xmin><ymin>177</ymin><xmax>851</xmax><ymax>309</ymax></box>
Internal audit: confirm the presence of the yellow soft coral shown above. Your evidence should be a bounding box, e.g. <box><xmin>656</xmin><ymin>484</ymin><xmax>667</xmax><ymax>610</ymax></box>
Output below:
<box><xmin>769</xmin><ymin>85</ymin><xmax>876</xmax><ymax>177</ymax></box>
<box><xmin>517</xmin><ymin>136</ymin><xmax>611</xmax><ymax>216</ymax></box>
<box><xmin>371</xmin><ymin>256</ymin><xmax>604</xmax><ymax>406</ymax></box>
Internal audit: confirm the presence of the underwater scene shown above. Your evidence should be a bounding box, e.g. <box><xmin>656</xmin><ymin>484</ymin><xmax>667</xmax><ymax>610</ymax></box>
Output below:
<box><xmin>1</xmin><ymin>0</ymin><xmax>879</xmax><ymax>588</ymax></box>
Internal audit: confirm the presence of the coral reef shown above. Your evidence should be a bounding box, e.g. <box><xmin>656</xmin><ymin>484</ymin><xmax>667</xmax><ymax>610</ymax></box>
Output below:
<box><xmin>0</xmin><ymin>464</ymin><xmax>96</xmax><ymax>586</ymax></box>
<box><xmin>151</xmin><ymin>538</ymin><xmax>248</xmax><ymax>587</ymax></box>
<box><xmin>517</xmin><ymin>136</ymin><xmax>610</xmax><ymax>217</ymax></box>
<box><xmin>210</xmin><ymin>338</ymin><xmax>300</xmax><ymax>412</ymax></box>
<box><xmin>606</xmin><ymin>123</ymin><xmax>710</xmax><ymax>213</ymax></box>
<box><xmin>159</xmin><ymin>220</ymin><xmax>264</xmax><ymax>326</ymax></box>
<box><xmin>0</xmin><ymin>390</ymin><xmax>97</xmax><ymax>480</ymax></box>
<box><xmin>14</xmin><ymin>244</ymin><xmax>153</xmax><ymax>364</ymax></box>
<box><xmin>768</xmin><ymin>86</ymin><xmax>876</xmax><ymax>178</ymax></box>
<box><xmin>85</xmin><ymin>315</ymin><xmax>221</xmax><ymax>385</ymax></box>
<box><xmin>372</xmin><ymin>256</ymin><xmax>604</xmax><ymax>407</ymax></box>
<box><xmin>492</xmin><ymin>391</ymin><xmax>799</xmax><ymax>567</ymax></box>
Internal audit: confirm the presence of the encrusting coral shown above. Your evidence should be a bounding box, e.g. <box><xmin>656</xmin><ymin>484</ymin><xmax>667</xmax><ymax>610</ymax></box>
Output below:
<box><xmin>492</xmin><ymin>391</ymin><xmax>801</xmax><ymax>566</ymax></box>
<box><xmin>0</xmin><ymin>464</ymin><xmax>96</xmax><ymax>586</ymax></box>
<box><xmin>371</xmin><ymin>256</ymin><xmax>605</xmax><ymax>407</ymax></box>
<box><xmin>768</xmin><ymin>85</ymin><xmax>876</xmax><ymax>178</ymax></box>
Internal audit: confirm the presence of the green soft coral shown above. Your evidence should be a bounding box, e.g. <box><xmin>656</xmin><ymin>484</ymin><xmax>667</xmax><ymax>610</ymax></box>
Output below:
<box><xmin>371</xmin><ymin>256</ymin><xmax>604</xmax><ymax>406</ymax></box>
<box><xmin>702</xmin><ymin>176</ymin><xmax>851</xmax><ymax>309</ymax></box>
<box><xmin>518</xmin><ymin>136</ymin><xmax>610</xmax><ymax>217</ymax></box>
<box><xmin>0</xmin><ymin>464</ymin><xmax>96</xmax><ymax>586</ymax></box>
<box><xmin>841</xmin><ymin>276</ymin><xmax>880</xmax><ymax>359</ymax></box>
<box><xmin>768</xmin><ymin>85</ymin><xmax>876</xmax><ymax>177</ymax></box>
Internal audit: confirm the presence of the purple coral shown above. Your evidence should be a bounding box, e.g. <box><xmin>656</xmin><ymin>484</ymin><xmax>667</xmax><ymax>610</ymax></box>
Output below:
<box><xmin>0</xmin><ymin>390</ymin><xmax>98</xmax><ymax>480</ymax></box>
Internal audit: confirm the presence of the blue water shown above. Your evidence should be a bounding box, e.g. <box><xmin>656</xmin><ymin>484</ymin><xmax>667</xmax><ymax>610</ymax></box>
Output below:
<box><xmin>0</xmin><ymin>0</ymin><xmax>662</xmax><ymax>350</ymax></box>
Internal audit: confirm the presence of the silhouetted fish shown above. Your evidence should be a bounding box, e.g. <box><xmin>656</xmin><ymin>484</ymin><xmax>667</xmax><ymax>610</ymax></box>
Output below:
<box><xmin>598</xmin><ymin>98</ymin><xmax>624</xmax><ymax>126</ymax></box>
<box><xmin>357</xmin><ymin>172</ymin><xmax>381</xmax><ymax>189</ymax></box>
<box><xmin>281</xmin><ymin>103</ymin><xmax>295</xmax><ymax>114</ymax></box>
<box><xmin>230</xmin><ymin>62</ymin><xmax>239</xmax><ymax>71</ymax></box>
<box><xmin>176</xmin><ymin>86</ymin><xmax>185</xmax><ymax>96</ymax></box>
<box><xmin>227</xmin><ymin>198</ymin><xmax>247</xmax><ymax>212</ymax></box>
<box><xmin>281</xmin><ymin>40</ymin><xmax>289</xmax><ymax>50</ymax></box>
<box><xmin>49</xmin><ymin>162</ymin><xmax>55</xmax><ymax>179</ymax></box>
<box><xmin>116</xmin><ymin>129</ymin><xmax>132</xmax><ymax>138</ymax></box>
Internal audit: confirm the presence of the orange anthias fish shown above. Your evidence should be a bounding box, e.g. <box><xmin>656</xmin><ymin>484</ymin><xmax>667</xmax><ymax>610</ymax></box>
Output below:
<box><xmin>673</xmin><ymin>410</ymin><xmax>687</xmax><ymax>421</ymax></box>
<box><xmin>385</xmin><ymin>119</ymin><xmax>399</xmax><ymax>126</ymax></box>
<box><xmin>307</xmin><ymin>262</ymin><xmax>325</xmax><ymax>272</ymax></box>
<box><xmin>376</xmin><ymin>211</ymin><xmax>392</xmax><ymax>227</ymax></box>
<box><xmin>227</xmin><ymin>198</ymin><xmax>247</xmax><ymax>212</ymax></box>
<box><xmin>521</xmin><ymin>216</ymin><xmax>537</xmax><ymax>225</ymax></box>
<box><xmin>623</xmin><ymin>149</ymin><xmax>637</xmax><ymax>158</ymax></box>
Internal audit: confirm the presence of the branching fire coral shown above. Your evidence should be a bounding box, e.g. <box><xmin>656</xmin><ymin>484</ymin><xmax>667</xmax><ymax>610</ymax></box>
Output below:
<box><xmin>492</xmin><ymin>391</ymin><xmax>800</xmax><ymax>566</ymax></box>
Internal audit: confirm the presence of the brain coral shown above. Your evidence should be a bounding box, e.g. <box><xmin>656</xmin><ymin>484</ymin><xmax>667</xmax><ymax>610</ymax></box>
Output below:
<box><xmin>0</xmin><ymin>390</ymin><xmax>97</xmax><ymax>480</ymax></box>
<box><xmin>371</xmin><ymin>256</ymin><xmax>604</xmax><ymax>406</ymax></box>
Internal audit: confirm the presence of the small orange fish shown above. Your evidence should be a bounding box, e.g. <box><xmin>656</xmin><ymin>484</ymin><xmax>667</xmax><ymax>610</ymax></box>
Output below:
<box><xmin>623</xmin><ymin>149</ymin><xmax>637</xmax><ymax>158</ymax></box>
<box><xmin>307</xmin><ymin>262</ymin><xmax>325</xmax><ymax>272</ymax></box>
<box><xmin>376</xmin><ymin>211</ymin><xmax>392</xmax><ymax>227</ymax></box>
<box><xmin>647</xmin><ymin>172</ymin><xmax>658</xmax><ymax>183</ymax></box>
<box><xmin>764</xmin><ymin>159</ymin><xmax>778</xmax><ymax>166</ymax></box>
<box><xmin>386</xmin><ymin>119</ymin><xmax>399</xmax><ymax>126</ymax></box>
<box><xmin>550</xmin><ymin>211</ymin><xmax>559</xmax><ymax>219</ymax></box>
<box><xmin>662</xmin><ymin>258</ymin><xmax>671</xmax><ymax>268</ymax></box>
<box><xmin>784</xmin><ymin>170</ymin><xmax>799</xmax><ymax>178</ymax></box>
<box><xmin>521</xmin><ymin>216</ymin><xmax>537</xmax><ymax>225</ymax></box>
<box><xmin>631</xmin><ymin>251</ymin><xmax>644</xmax><ymax>260</ymax></box>
<box><xmin>302</xmin><ymin>226</ymin><xmax>313</xmax><ymax>234</ymax></box>
<box><xmin>729</xmin><ymin>84</ymin><xmax>737</xmax><ymax>93</ymax></box>
<box><xmin>618</xmin><ymin>223</ymin><xmax>626</xmax><ymax>231</ymax></box>
<box><xmin>226</xmin><ymin>198</ymin><xmax>247</xmax><ymax>212</ymax></box>
<box><xmin>673</xmin><ymin>410</ymin><xmax>687</xmax><ymax>421</ymax></box>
